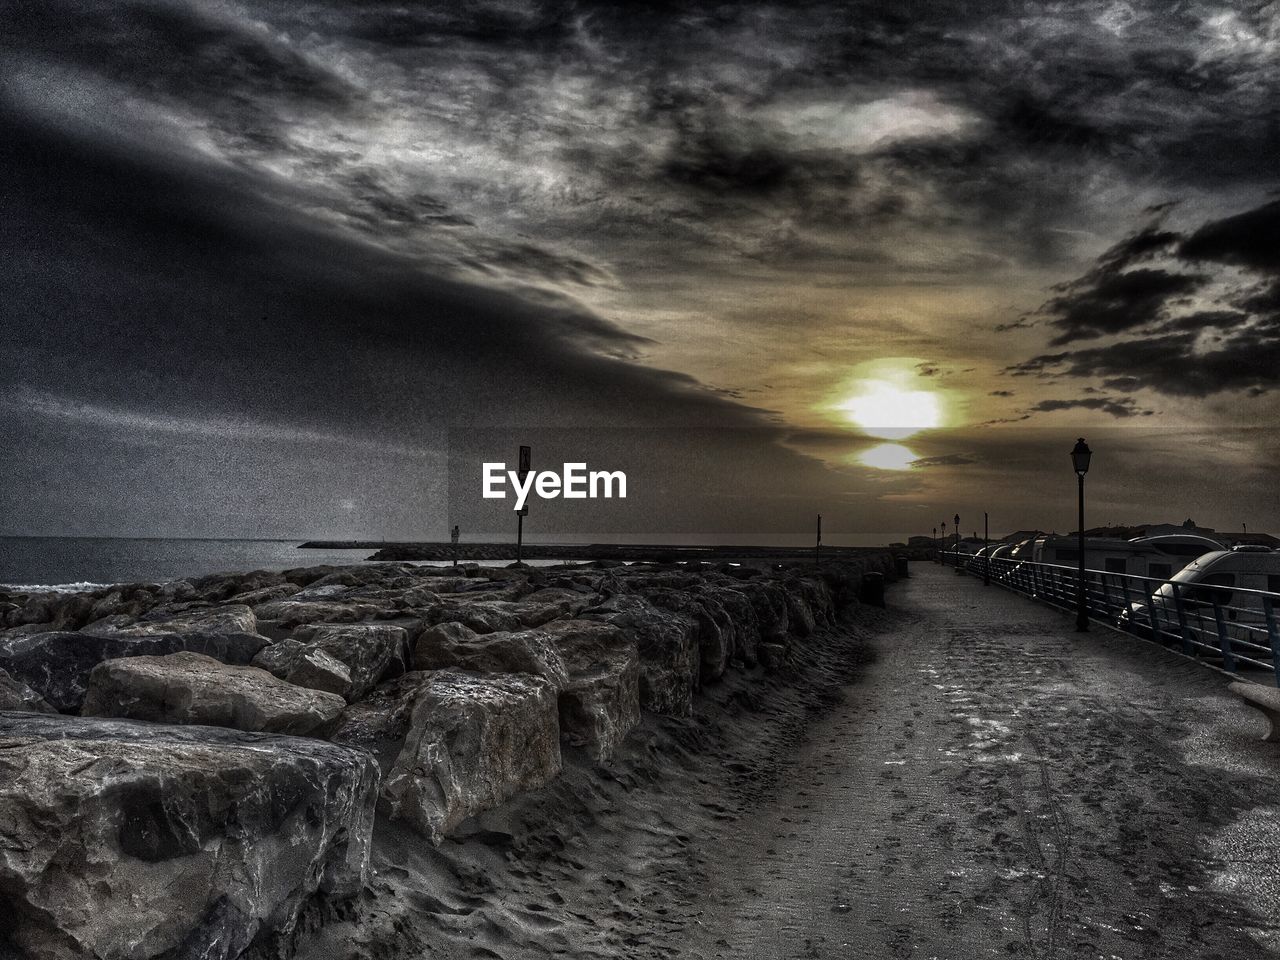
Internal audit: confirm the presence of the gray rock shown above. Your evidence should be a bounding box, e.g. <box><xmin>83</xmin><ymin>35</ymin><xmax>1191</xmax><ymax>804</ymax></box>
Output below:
<box><xmin>252</xmin><ymin>599</ymin><xmax>393</xmax><ymax>628</ymax></box>
<box><xmin>639</xmin><ymin>587</ymin><xmax>733</xmax><ymax>683</ymax></box>
<box><xmin>543</xmin><ymin>619</ymin><xmax>641</xmax><ymax>760</ymax></box>
<box><xmin>226</xmin><ymin>583</ymin><xmax>302</xmax><ymax>606</ymax></box>
<box><xmin>291</xmin><ymin>623</ymin><xmax>410</xmax><ymax>700</ymax></box>
<box><xmin>580</xmin><ymin>593</ymin><xmax>700</xmax><ymax>717</ymax></box>
<box><xmin>252</xmin><ymin>639</ymin><xmax>353</xmax><ymax>698</ymax></box>
<box><xmin>82</xmin><ymin>651</ymin><xmax>346</xmax><ymax>736</ymax></box>
<box><xmin>381</xmin><ymin>669</ymin><xmax>561</xmax><ymax>842</ymax></box>
<box><xmin>0</xmin><ymin>630</ymin><xmax>269</xmax><ymax>713</ymax></box>
<box><xmin>0</xmin><ymin>712</ymin><xmax>378</xmax><ymax>960</ymax></box>
<box><xmin>329</xmin><ymin>673</ymin><xmax>432</xmax><ymax>773</ymax></box>
<box><xmin>0</xmin><ymin>666</ymin><xmax>56</xmax><ymax>713</ymax></box>
<box><xmin>92</xmin><ymin>602</ymin><xmax>258</xmax><ymax>638</ymax></box>
<box><xmin>412</xmin><ymin>624</ymin><xmax>570</xmax><ymax>689</ymax></box>
<box><xmin>421</xmin><ymin>599</ymin><xmax>567</xmax><ymax>634</ymax></box>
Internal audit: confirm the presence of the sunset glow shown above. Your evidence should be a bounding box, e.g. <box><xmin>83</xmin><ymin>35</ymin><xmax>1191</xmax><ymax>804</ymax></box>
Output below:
<box><xmin>837</xmin><ymin>381</ymin><xmax>942</xmax><ymax>440</ymax></box>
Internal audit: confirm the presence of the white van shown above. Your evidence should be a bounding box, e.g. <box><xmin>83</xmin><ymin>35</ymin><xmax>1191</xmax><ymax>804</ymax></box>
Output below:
<box><xmin>1124</xmin><ymin>550</ymin><xmax>1280</xmax><ymax>655</ymax></box>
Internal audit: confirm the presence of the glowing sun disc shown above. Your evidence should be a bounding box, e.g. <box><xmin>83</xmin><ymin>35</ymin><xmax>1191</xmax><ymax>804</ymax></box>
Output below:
<box><xmin>838</xmin><ymin>380</ymin><xmax>941</xmax><ymax>439</ymax></box>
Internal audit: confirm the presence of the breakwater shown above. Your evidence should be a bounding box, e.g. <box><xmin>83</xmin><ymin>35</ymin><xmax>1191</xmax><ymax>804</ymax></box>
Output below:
<box><xmin>0</xmin><ymin>554</ymin><xmax>896</xmax><ymax>959</ymax></box>
<box><xmin>300</xmin><ymin>539</ymin><xmax>922</xmax><ymax>564</ymax></box>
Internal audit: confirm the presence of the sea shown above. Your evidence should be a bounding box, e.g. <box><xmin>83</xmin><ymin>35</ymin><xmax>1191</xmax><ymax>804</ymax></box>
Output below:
<box><xmin>0</xmin><ymin>538</ymin><xmax>385</xmax><ymax>591</ymax></box>
<box><xmin>0</xmin><ymin>533</ymin><xmax>915</xmax><ymax>591</ymax></box>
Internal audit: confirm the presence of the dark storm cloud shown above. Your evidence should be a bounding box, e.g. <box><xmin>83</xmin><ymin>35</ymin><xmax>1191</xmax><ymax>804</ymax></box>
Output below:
<box><xmin>1016</xmin><ymin>197</ymin><xmax>1280</xmax><ymax>397</ymax></box>
<box><xmin>1029</xmin><ymin>397</ymin><xmax>1150</xmax><ymax>418</ymax></box>
<box><xmin>1179</xmin><ymin>199</ymin><xmax>1280</xmax><ymax>273</ymax></box>
<box><xmin>1040</xmin><ymin>268</ymin><xmax>1205</xmax><ymax>345</ymax></box>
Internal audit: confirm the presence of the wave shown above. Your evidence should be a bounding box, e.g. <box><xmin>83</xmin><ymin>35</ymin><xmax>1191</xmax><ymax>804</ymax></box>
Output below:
<box><xmin>0</xmin><ymin>581</ymin><xmax>116</xmax><ymax>594</ymax></box>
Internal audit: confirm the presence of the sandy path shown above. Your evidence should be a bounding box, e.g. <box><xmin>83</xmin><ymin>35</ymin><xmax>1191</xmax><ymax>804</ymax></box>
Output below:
<box><xmin>680</xmin><ymin>562</ymin><xmax>1280</xmax><ymax>959</ymax></box>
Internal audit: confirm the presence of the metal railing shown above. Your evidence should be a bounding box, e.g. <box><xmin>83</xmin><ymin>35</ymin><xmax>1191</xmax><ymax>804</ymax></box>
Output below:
<box><xmin>940</xmin><ymin>550</ymin><xmax>1280</xmax><ymax>686</ymax></box>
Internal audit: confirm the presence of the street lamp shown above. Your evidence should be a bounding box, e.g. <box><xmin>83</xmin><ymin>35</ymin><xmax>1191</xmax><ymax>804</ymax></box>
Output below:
<box><xmin>940</xmin><ymin>520</ymin><xmax>947</xmax><ymax>564</ymax></box>
<box><xmin>983</xmin><ymin>512</ymin><xmax>990</xmax><ymax>587</ymax></box>
<box><xmin>1071</xmin><ymin>438</ymin><xmax>1092</xmax><ymax>632</ymax></box>
<box><xmin>954</xmin><ymin>513</ymin><xmax>961</xmax><ymax>574</ymax></box>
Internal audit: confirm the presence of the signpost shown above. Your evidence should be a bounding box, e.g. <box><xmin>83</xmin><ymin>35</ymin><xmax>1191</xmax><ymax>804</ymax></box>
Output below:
<box><xmin>516</xmin><ymin>445</ymin><xmax>530</xmax><ymax>565</ymax></box>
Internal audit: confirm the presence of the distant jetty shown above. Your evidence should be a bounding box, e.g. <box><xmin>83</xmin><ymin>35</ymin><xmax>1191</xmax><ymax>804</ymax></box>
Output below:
<box><xmin>299</xmin><ymin>540</ymin><xmax>921</xmax><ymax>563</ymax></box>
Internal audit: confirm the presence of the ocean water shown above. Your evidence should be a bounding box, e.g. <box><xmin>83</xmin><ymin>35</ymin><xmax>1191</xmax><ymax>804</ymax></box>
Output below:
<box><xmin>0</xmin><ymin>538</ymin><xmax>382</xmax><ymax>590</ymax></box>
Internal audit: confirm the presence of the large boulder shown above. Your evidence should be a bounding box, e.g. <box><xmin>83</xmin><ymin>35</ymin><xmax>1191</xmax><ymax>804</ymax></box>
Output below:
<box><xmin>251</xmin><ymin>639</ymin><xmax>353</xmax><ymax>698</ymax></box>
<box><xmin>412</xmin><ymin>624</ymin><xmax>570</xmax><ymax>689</ymax></box>
<box><xmin>251</xmin><ymin>599</ymin><xmax>394</xmax><ymax>628</ymax></box>
<box><xmin>0</xmin><ymin>666</ymin><xmax>56</xmax><ymax>713</ymax></box>
<box><xmin>0</xmin><ymin>712</ymin><xmax>378</xmax><ymax>960</ymax></box>
<box><xmin>329</xmin><ymin>673</ymin><xmax>432</xmax><ymax>773</ymax></box>
<box><xmin>290</xmin><ymin>623</ymin><xmax>410</xmax><ymax>700</ymax></box>
<box><xmin>729</xmin><ymin>579</ymin><xmax>790</xmax><ymax>644</ymax></box>
<box><xmin>0</xmin><ymin>630</ymin><xmax>269</xmax><ymax>713</ymax></box>
<box><xmin>108</xmin><ymin>603</ymin><xmax>258</xmax><ymax>637</ymax></box>
<box><xmin>543</xmin><ymin>619</ymin><xmax>641</xmax><ymax>760</ymax></box>
<box><xmin>638</xmin><ymin>587</ymin><xmax>733</xmax><ymax>682</ymax></box>
<box><xmin>420</xmin><ymin>599</ymin><xmax>567</xmax><ymax>634</ymax></box>
<box><xmin>380</xmin><ymin>670</ymin><xmax>561</xmax><ymax>843</ymax></box>
<box><xmin>580</xmin><ymin>593</ymin><xmax>699</xmax><ymax>716</ymax></box>
<box><xmin>82</xmin><ymin>652</ymin><xmax>345</xmax><ymax>736</ymax></box>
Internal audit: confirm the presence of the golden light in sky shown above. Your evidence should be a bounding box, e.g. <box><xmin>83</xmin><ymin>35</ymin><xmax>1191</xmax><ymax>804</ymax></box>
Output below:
<box><xmin>836</xmin><ymin>380</ymin><xmax>942</xmax><ymax>439</ymax></box>
<box><xmin>858</xmin><ymin>443</ymin><xmax>918</xmax><ymax>470</ymax></box>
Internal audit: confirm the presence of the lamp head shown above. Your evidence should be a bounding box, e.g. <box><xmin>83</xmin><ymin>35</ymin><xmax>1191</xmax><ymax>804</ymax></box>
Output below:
<box><xmin>1071</xmin><ymin>437</ymin><xmax>1092</xmax><ymax>476</ymax></box>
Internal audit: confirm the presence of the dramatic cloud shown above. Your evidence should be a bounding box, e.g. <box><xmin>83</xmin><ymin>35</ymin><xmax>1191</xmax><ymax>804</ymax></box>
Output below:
<box><xmin>5</xmin><ymin>0</ymin><xmax>1280</xmax><ymax>538</ymax></box>
<box><xmin>1014</xmin><ymin>197</ymin><xmax>1280</xmax><ymax>399</ymax></box>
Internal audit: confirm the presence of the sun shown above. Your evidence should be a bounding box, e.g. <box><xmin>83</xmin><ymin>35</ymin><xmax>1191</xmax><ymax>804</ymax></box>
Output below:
<box><xmin>836</xmin><ymin>380</ymin><xmax>942</xmax><ymax>439</ymax></box>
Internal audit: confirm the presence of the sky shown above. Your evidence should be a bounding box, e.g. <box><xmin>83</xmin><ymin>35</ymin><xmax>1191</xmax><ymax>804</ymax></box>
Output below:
<box><xmin>2</xmin><ymin>0</ymin><xmax>1279</xmax><ymax>542</ymax></box>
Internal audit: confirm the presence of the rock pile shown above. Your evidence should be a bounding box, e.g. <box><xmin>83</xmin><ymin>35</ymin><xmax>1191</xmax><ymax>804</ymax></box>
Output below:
<box><xmin>0</xmin><ymin>554</ymin><xmax>895</xmax><ymax>959</ymax></box>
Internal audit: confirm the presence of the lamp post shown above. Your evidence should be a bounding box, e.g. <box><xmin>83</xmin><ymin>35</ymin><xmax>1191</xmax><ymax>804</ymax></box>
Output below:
<box><xmin>954</xmin><ymin>513</ymin><xmax>961</xmax><ymax>574</ymax></box>
<box><xmin>983</xmin><ymin>512</ymin><xmax>990</xmax><ymax>587</ymax></box>
<box><xmin>940</xmin><ymin>520</ymin><xmax>947</xmax><ymax>565</ymax></box>
<box><xmin>1071</xmin><ymin>438</ymin><xmax>1092</xmax><ymax>632</ymax></box>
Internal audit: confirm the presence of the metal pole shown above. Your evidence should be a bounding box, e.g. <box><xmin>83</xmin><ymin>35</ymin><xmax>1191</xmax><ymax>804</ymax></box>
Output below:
<box><xmin>1076</xmin><ymin>473</ymin><xmax>1088</xmax><ymax>631</ymax></box>
<box><xmin>516</xmin><ymin>512</ymin><xmax>523</xmax><ymax>565</ymax></box>
<box><xmin>983</xmin><ymin>512</ymin><xmax>990</xmax><ymax>586</ymax></box>
<box><xmin>815</xmin><ymin>514</ymin><xmax>821</xmax><ymax>566</ymax></box>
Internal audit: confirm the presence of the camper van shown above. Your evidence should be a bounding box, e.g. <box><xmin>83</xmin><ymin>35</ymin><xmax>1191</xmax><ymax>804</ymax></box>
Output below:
<box><xmin>1033</xmin><ymin>534</ymin><xmax>1221</xmax><ymax>579</ymax></box>
<box><xmin>1122</xmin><ymin>550</ymin><xmax>1280</xmax><ymax>652</ymax></box>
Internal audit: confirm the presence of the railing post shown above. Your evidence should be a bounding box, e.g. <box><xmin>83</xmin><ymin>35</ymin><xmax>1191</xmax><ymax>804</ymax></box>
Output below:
<box><xmin>1212</xmin><ymin>600</ymin><xmax>1236</xmax><ymax>673</ymax></box>
<box><xmin>1147</xmin><ymin>583</ymin><xmax>1165</xmax><ymax>643</ymax></box>
<box><xmin>1170</xmin><ymin>583</ymin><xmax>1195</xmax><ymax>657</ymax></box>
<box><xmin>1264</xmin><ymin>596</ymin><xmax>1280</xmax><ymax>687</ymax></box>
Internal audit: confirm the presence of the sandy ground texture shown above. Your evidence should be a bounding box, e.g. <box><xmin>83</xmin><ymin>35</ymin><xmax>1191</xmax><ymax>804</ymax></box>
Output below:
<box><xmin>294</xmin><ymin>562</ymin><xmax>1280</xmax><ymax>960</ymax></box>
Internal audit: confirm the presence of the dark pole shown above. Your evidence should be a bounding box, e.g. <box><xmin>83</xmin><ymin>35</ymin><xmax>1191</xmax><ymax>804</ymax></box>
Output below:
<box><xmin>1071</xmin><ymin>437</ymin><xmax>1092</xmax><ymax>632</ymax></box>
<box><xmin>815</xmin><ymin>513</ymin><xmax>822</xmax><ymax>566</ymax></box>
<box><xmin>954</xmin><ymin>513</ymin><xmax>961</xmax><ymax>575</ymax></box>
<box><xmin>983</xmin><ymin>512</ymin><xmax>990</xmax><ymax>586</ymax></box>
<box><xmin>1076</xmin><ymin>473</ymin><xmax>1086</xmax><ymax>630</ymax></box>
<box><xmin>517</xmin><ymin>512</ymin><xmax>523</xmax><ymax>565</ymax></box>
<box><xmin>941</xmin><ymin>521</ymin><xmax>947</xmax><ymax>565</ymax></box>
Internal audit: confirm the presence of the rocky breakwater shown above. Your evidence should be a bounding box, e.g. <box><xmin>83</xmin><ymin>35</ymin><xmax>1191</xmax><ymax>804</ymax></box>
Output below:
<box><xmin>0</xmin><ymin>554</ymin><xmax>896</xmax><ymax>959</ymax></box>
